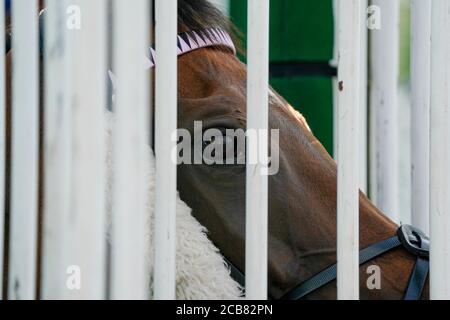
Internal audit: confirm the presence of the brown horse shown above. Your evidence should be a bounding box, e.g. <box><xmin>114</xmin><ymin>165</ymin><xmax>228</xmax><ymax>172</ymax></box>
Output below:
<box><xmin>175</xmin><ymin>0</ymin><xmax>428</xmax><ymax>300</ymax></box>
<box><xmin>2</xmin><ymin>0</ymin><xmax>428</xmax><ymax>299</ymax></box>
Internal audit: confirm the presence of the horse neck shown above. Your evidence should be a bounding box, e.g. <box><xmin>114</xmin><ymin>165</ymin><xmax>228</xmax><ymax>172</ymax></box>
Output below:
<box><xmin>178</xmin><ymin>48</ymin><xmax>409</xmax><ymax>299</ymax></box>
<box><xmin>269</xmin><ymin>124</ymin><xmax>401</xmax><ymax>299</ymax></box>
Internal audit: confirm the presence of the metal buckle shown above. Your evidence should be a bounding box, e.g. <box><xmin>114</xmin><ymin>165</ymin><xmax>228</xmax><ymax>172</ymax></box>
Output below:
<box><xmin>397</xmin><ymin>225</ymin><xmax>429</xmax><ymax>259</ymax></box>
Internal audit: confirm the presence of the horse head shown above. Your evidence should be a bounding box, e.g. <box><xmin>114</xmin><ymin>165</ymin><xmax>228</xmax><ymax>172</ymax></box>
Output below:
<box><xmin>175</xmin><ymin>0</ymin><xmax>423</xmax><ymax>299</ymax></box>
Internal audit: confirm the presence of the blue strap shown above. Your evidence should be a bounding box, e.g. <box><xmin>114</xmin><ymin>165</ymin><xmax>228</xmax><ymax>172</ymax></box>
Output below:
<box><xmin>226</xmin><ymin>231</ymin><xmax>428</xmax><ymax>300</ymax></box>
<box><xmin>404</xmin><ymin>257</ymin><xmax>429</xmax><ymax>300</ymax></box>
<box><xmin>280</xmin><ymin>236</ymin><xmax>402</xmax><ymax>300</ymax></box>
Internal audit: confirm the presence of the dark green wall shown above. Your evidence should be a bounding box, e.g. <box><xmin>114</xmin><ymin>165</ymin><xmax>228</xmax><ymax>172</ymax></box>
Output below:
<box><xmin>230</xmin><ymin>0</ymin><xmax>335</xmax><ymax>154</ymax></box>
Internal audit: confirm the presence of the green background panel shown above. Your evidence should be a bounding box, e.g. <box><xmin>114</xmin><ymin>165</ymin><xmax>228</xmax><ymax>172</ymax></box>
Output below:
<box><xmin>230</xmin><ymin>0</ymin><xmax>335</xmax><ymax>155</ymax></box>
<box><xmin>230</xmin><ymin>0</ymin><xmax>334</xmax><ymax>62</ymax></box>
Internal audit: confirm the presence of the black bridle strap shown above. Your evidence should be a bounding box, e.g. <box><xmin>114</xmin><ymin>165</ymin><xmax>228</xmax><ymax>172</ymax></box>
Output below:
<box><xmin>404</xmin><ymin>256</ymin><xmax>429</xmax><ymax>300</ymax></box>
<box><xmin>224</xmin><ymin>257</ymin><xmax>245</xmax><ymax>289</ymax></box>
<box><xmin>280</xmin><ymin>236</ymin><xmax>402</xmax><ymax>300</ymax></box>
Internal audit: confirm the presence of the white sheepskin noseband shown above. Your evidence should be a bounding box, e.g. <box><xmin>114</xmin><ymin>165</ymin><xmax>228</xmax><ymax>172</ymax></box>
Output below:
<box><xmin>104</xmin><ymin>111</ymin><xmax>243</xmax><ymax>300</ymax></box>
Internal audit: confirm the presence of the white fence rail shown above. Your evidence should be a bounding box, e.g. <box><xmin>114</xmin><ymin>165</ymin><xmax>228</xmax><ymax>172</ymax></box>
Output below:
<box><xmin>411</xmin><ymin>0</ymin><xmax>431</xmax><ymax>234</ymax></box>
<box><xmin>0</xmin><ymin>0</ymin><xmax>6</xmax><ymax>301</ymax></box>
<box><xmin>246</xmin><ymin>0</ymin><xmax>270</xmax><ymax>300</ymax></box>
<box><xmin>336</xmin><ymin>0</ymin><xmax>362</xmax><ymax>300</ymax></box>
<box><xmin>430</xmin><ymin>0</ymin><xmax>450</xmax><ymax>300</ymax></box>
<box><xmin>65</xmin><ymin>0</ymin><xmax>108</xmax><ymax>299</ymax></box>
<box><xmin>153</xmin><ymin>0</ymin><xmax>178</xmax><ymax>300</ymax></box>
<box><xmin>42</xmin><ymin>0</ymin><xmax>73</xmax><ymax>299</ymax></box>
<box><xmin>8</xmin><ymin>0</ymin><xmax>39</xmax><ymax>300</ymax></box>
<box><xmin>369</xmin><ymin>0</ymin><xmax>400</xmax><ymax>223</ymax></box>
<box><xmin>337</xmin><ymin>0</ymin><xmax>450</xmax><ymax>300</ymax></box>
<box><xmin>111</xmin><ymin>0</ymin><xmax>150</xmax><ymax>300</ymax></box>
<box><xmin>0</xmin><ymin>0</ymin><xmax>449</xmax><ymax>302</ymax></box>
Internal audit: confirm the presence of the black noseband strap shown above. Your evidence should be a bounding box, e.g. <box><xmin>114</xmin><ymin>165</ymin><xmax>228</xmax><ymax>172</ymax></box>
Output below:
<box><xmin>280</xmin><ymin>236</ymin><xmax>403</xmax><ymax>300</ymax></box>
<box><xmin>225</xmin><ymin>225</ymin><xmax>430</xmax><ymax>300</ymax></box>
<box><xmin>279</xmin><ymin>225</ymin><xmax>429</xmax><ymax>300</ymax></box>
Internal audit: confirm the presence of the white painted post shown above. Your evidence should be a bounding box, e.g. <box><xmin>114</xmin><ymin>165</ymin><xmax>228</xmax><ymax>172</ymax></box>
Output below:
<box><xmin>369</xmin><ymin>0</ymin><xmax>400</xmax><ymax>222</ymax></box>
<box><xmin>154</xmin><ymin>0</ymin><xmax>178</xmax><ymax>300</ymax></box>
<box><xmin>246</xmin><ymin>0</ymin><xmax>269</xmax><ymax>300</ymax></box>
<box><xmin>430</xmin><ymin>0</ymin><xmax>450</xmax><ymax>300</ymax></box>
<box><xmin>111</xmin><ymin>0</ymin><xmax>150</xmax><ymax>300</ymax></box>
<box><xmin>41</xmin><ymin>0</ymin><xmax>74</xmax><ymax>299</ymax></box>
<box><xmin>359</xmin><ymin>0</ymin><xmax>368</xmax><ymax>194</ymax></box>
<box><xmin>410</xmin><ymin>0</ymin><xmax>431</xmax><ymax>235</ymax></box>
<box><xmin>8</xmin><ymin>0</ymin><xmax>39</xmax><ymax>300</ymax></box>
<box><xmin>337</xmin><ymin>0</ymin><xmax>361</xmax><ymax>300</ymax></box>
<box><xmin>0</xmin><ymin>0</ymin><xmax>5</xmax><ymax>300</ymax></box>
<box><xmin>333</xmin><ymin>0</ymin><xmax>368</xmax><ymax>194</ymax></box>
<box><xmin>67</xmin><ymin>0</ymin><xmax>107</xmax><ymax>299</ymax></box>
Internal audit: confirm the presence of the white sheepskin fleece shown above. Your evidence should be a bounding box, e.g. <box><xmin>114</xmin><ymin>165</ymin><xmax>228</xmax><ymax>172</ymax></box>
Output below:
<box><xmin>104</xmin><ymin>111</ymin><xmax>243</xmax><ymax>300</ymax></box>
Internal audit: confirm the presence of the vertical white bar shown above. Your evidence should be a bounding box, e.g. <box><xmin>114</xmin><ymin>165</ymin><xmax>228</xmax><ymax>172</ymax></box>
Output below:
<box><xmin>246</xmin><ymin>0</ymin><xmax>269</xmax><ymax>300</ymax></box>
<box><xmin>42</xmin><ymin>0</ymin><xmax>73</xmax><ymax>299</ymax></box>
<box><xmin>111</xmin><ymin>0</ymin><xmax>149</xmax><ymax>300</ymax></box>
<box><xmin>410</xmin><ymin>0</ymin><xmax>431</xmax><ymax>235</ymax></box>
<box><xmin>68</xmin><ymin>0</ymin><xmax>107</xmax><ymax>299</ymax></box>
<box><xmin>369</xmin><ymin>0</ymin><xmax>399</xmax><ymax>222</ymax></box>
<box><xmin>337</xmin><ymin>0</ymin><xmax>361</xmax><ymax>300</ymax></box>
<box><xmin>8</xmin><ymin>0</ymin><xmax>39</xmax><ymax>300</ymax></box>
<box><xmin>333</xmin><ymin>0</ymin><xmax>367</xmax><ymax>195</ymax></box>
<box><xmin>430</xmin><ymin>0</ymin><xmax>450</xmax><ymax>300</ymax></box>
<box><xmin>154</xmin><ymin>0</ymin><xmax>177</xmax><ymax>300</ymax></box>
<box><xmin>0</xmin><ymin>0</ymin><xmax>5</xmax><ymax>300</ymax></box>
<box><xmin>359</xmin><ymin>0</ymin><xmax>368</xmax><ymax>194</ymax></box>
